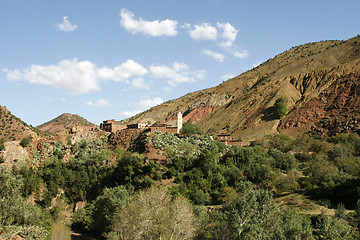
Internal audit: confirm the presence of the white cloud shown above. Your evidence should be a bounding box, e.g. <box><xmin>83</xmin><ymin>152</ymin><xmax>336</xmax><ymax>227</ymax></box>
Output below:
<box><xmin>222</xmin><ymin>74</ymin><xmax>234</xmax><ymax>80</ymax></box>
<box><xmin>119</xmin><ymin>9</ymin><xmax>178</xmax><ymax>37</ymax></box>
<box><xmin>138</xmin><ymin>97</ymin><xmax>163</xmax><ymax>109</ymax></box>
<box><xmin>132</xmin><ymin>77</ymin><xmax>149</xmax><ymax>89</ymax></box>
<box><xmin>252</xmin><ymin>62</ymin><xmax>262</xmax><ymax>68</ymax></box>
<box><xmin>202</xmin><ymin>50</ymin><xmax>225</xmax><ymax>62</ymax></box>
<box><xmin>119</xmin><ymin>97</ymin><xmax>164</xmax><ymax>118</ymax></box>
<box><xmin>3</xmin><ymin>58</ymin><xmax>149</xmax><ymax>95</ymax></box>
<box><xmin>86</xmin><ymin>99</ymin><xmax>109</xmax><ymax>107</ymax></box>
<box><xmin>97</xmin><ymin>59</ymin><xmax>148</xmax><ymax>82</ymax></box>
<box><xmin>3</xmin><ymin>59</ymin><xmax>100</xmax><ymax>95</ymax></box>
<box><xmin>233</xmin><ymin>50</ymin><xmax>249</xmax><ymax>59</ymax></box>
<box><xmin>58</xmin><ymin>16</ymin><xmax>78</xmax><ymax>32</ymax></box>
<box><xmin>189</xmin><ymin>23</ymin><xmax>217</xmax><ymax>41</ymax></box>
<box><xmin>217</xmin><ymin>22</ymin><xmax>238</xmax><ymax>48</ymax></box>
<box><xmin>120</xmin><ymin>110</ymin><xmax>142</xmax><ymax>118</ymax></box>
<box><xmin>150</xmin><ymin>62</ymin><xmax>206</xmax><ymax>87</ymax></box>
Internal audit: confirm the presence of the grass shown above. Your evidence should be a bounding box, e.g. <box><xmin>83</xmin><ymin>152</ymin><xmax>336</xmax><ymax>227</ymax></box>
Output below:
<box><xmin>275</xmin><ymin>192</ymin><xmax>338</xmax><ymax>216</ymax></box>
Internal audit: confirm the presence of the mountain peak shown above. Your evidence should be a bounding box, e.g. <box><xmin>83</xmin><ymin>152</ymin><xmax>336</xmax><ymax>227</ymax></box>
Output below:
<box><xmin>37</xmin><ymin>113</ymin><xmax>97</xmax><ymax>135</ymax></box>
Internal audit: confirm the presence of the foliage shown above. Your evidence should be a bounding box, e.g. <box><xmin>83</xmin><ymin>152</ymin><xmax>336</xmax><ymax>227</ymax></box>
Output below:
<box><xmin>312</xmin><ymin>214</ymin><xmax>355</xmax><ymax>239</ymax></box>
<box><xmin>273</xmin><ymin>97</ymin><xmax>288</xmax><ymax>119</ymax></box>
<box><xmin>35</xmin><ymin>139</ymin><xmax>113</xmax><ymax>206</ymax></box>
<box><xmin>2</xmin><ymin>126</ymin><xmax>360</xmax><ymax>238</ymax></box>
<box><xmin>112</xmin><ymin>151</ymin><xmax>148</xmax><ymax>190</ymax></box>
<box><xmin>181</xmin><ymin>122</ymin><xmax>204</xmax><ymax>135</ymax></box>
<box><xmin>268</xmin><ymin>148</ymin><xmax>297</xmax><ymax>171</ymax></box>
<box><xmin>108</xmin><ymin>186</ymin><xmax>198</xmax><ymax>240</ymax></box>
<box><xmin>20</xmin><ymin>136</ymin><xmax>32</xmax><ymax>147</ymax></box>
<box><xmin>267</xmin><ymin>134</ymin><xmax>293</xmax><ymax>152</ymax></box>
<box><xmin>0</xmin><ymin>166</ymin><xmax>52</xmax><ymax>239</ymax></box>
<box><xmin>0</xmin><ymin>139</ymin><xmax>5</xmax><ymax>151</ymax></box>
<box><xmin>196</xmin><ymin>182</ymin><xmax>313</xmax><ymax>240</ymax></box>
<box><xmin>73</xmin><ymin>186</ymin><xmax>132</xmax><ymax>237</ymax></box>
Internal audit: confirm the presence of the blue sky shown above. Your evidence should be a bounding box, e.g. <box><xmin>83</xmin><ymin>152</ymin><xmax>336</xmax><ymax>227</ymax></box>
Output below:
<box><xmin>0</xmin><ymin>0</ymin><xmax>359</xmax><ymax>126</ymax></box>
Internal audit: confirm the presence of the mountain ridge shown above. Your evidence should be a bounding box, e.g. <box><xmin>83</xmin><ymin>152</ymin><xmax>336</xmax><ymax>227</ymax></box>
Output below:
<box><xmin>121</xmin><ymin>35</ymin><xmax>360</xmax><ymax>143</ymax></box>
<box><xmin>0</xmin><ymin>105</ymin><xmax>40</xmax><ymax>141</ymax></box>
<box><xmin>36</xmin><ymin>113</ymin><xmax>98</xmax><ymax>135</ymax></box>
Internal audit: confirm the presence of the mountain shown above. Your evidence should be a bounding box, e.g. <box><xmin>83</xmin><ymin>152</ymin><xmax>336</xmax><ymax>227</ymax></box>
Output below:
<box><xmin>37</xmin><ymin>113</ymin><xmax>98</xmax><ymax>135</ymax></box>
<box><xmin>122</xmin><ymin>35</ymin><xmax>360</xmax><ymax>143</ymax></box>
<box><xmin>0</xmin><ymin>105</ymin><xmax>41</xmax><ymax>141</ymax></box>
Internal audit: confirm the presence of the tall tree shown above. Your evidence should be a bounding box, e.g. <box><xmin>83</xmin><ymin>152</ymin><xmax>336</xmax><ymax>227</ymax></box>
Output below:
<box><xmin>108</xmin><ymin>186</ymin><xmax>198</xmax><ymax>240</ymax></box>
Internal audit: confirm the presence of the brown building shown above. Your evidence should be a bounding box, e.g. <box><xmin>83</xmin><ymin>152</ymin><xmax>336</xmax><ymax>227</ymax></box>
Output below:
<box><xmin>127</xmin><ymin>123</ymin><xmax>148</xmax><ymax>129</ymax></box>
<box><xmin>217</xmin><ymin>134</ymin><xmax>242</xmax><ymax>146</ymax></box>
<box><xmin>150</xmin><ymin>124</ymin><xmax>178</xmax><ymax>134</ymax></box>
<box><xmin>100</xmin><ymin>120</ymin><xmax>127</xmax><ymax>133</ymax></box>
<box><xmin>100</xmin><ymin>112</ymin><xmax>183</xmax><ymax>134</ymax></box>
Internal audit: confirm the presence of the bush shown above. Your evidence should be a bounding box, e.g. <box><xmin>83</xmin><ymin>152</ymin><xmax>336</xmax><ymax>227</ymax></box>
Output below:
<box><xmin>20</xmin><ymin>137</ymin><xmax>31</xmax><ymax>148</ymax></box>
<box><xmin>273</xmin><ymin>97</ymin><xmax>288</xmax><ymax>119</ymax></box>
<box><xmin>181</xmin><ymin>122</ymin><xmax>203</xmax><ymax>135</ymax></box>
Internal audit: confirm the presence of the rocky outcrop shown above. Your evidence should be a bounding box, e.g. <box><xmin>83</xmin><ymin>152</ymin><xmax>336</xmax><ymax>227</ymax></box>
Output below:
<box><xmin>280</xmin><ymin>73</ymin><xmax>360</xmax><ymax>136</ymax></box>
<box><xmin>108</xmin><ymin>128</ymin><xmax>147</xmax><ymax>150</ymax></box>
<box><xmin>1</xmin><ymin>141</ymin><xmax>29</xmax><ymax>168</ymax></box>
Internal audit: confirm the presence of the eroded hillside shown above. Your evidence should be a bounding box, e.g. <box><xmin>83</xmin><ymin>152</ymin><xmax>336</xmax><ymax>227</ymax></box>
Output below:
<box><xmin>0</xmin><ymin>105</ymin><xmax>40</xmax><ymax>141</ymax></box>
<box><xmin>122</xmin><ymin>35</ymin><xmax>360</xmax><ymax>143</ymax></box>
<box><xmin>37</xmin><ymin>113</ymin><xmax>98</xmax><ymax>135</ymax></box>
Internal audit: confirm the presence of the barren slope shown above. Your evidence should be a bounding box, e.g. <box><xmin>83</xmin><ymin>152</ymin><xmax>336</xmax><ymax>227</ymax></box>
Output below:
<box><xmin>122</xmin><ymin>35</ymin><xmax>360</xmax><ymax>143</ymax></box>
<box><xmin>0</xmin><ymin>105</ymin><xmax>40</xmax><ymax>141</ymax></box>
<box><xmin>37</xmin><ymin>113</ymin><xmax>98</xmax><ymax>135</ymax></box>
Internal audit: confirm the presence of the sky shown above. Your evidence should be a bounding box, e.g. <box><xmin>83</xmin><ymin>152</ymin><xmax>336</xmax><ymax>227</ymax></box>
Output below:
<box><xmin>0</xmin><ymin>0</ymin><xmax>359</xmax><ymax>126</ymax></box>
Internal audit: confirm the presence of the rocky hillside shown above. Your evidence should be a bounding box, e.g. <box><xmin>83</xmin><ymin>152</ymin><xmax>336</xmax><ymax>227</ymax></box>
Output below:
<box><xmin>122</xmin><ymin>35</ymin><xmax>360</xmax><ymax>143</ymax></box>
<box><xmin>0</xmin><ymin>105</ymin><xmax>40</xmax><ymax>141</ymax></box>
<box><xmin>280</xmin><ymin>72</ymin><xmax>360</xmax><ymax>136</ymax></box>
<box><xmin>37</xmin><ymin>113</ymin><xmax>98</xmax><ymax>135</ymax></box>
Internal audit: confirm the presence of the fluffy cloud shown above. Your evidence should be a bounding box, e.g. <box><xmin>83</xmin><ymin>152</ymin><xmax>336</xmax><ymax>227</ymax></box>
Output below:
<box><xmin>138</xmin><ymin>97</ymin><xmax>164</xmax><ymax>109</ymax></box>
<box><xmin>119</xmin><ymin>97</ymin><xmax>164</xmax><ymax>118</ymax></box>
<box><xmin>202</xmin><ymin>50</ymin><xmax>225</xmax><ymax>62</ymax></box>
<box><xmin>189</xmin><ymin>23</ymin><xmax>217</xmax><ymax>41</ymax></box>
<box><xmin>3</xmin><ymin>58</ymin><xmax>148</xmax><ymax>95</ymax></box>
<box><xmin>120</xmin><ymin>110</ymin><xmax>142</xmax><ymax>118</ymax></box>
<box><xmin>86</xmin><ymin>99</ymin><xmax>109</xmax><ymax>107</ymax></box>
<box><xmin>233</xmin><ymin>50</ymin><xmax>249</xmax><ymax>59</ymax></box>
<box><xmin>217</xmin><ymin>22</ymin><xmax>238</xmax><ymax>48</ymax></box>
<box><xmin>222</xmin><ymin>74</ymin><xmax>234</xmax><ymax>80</ymax></box>
<box><xmin>57</xmin><ymin>16</ymin><xmax>78</xmax><ymax>32</ymax></box>
<box><xmin>119</xmin><ymin>9</ymin><xmax>178</xmax><ymax>37</ymax></box>
<box><xmin>150</xmin><ymin>62</ymin><xmax>206</xmax><ymax>87</ymax></box>
<box><xmin>132</xmin><ymin>77</ymin><xmax>149</xmax><ymax>89</ymax></box>
<box><xmin>97</xmin><ymin>59</ymin><xmax>148</xmax><ymax>82</ymax></box>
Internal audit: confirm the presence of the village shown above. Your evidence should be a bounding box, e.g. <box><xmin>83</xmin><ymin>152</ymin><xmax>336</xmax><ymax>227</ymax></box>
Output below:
<box><xmin>100</xmin><ymin>112</ymin><xmax>242</xmax><ymax>146</ymax></box>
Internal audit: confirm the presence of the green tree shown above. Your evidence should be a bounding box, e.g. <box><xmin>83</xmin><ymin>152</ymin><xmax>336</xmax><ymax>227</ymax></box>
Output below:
<box><xmin>312</xmin><ymin>214</ymin><xmax>355</xmax><ymax>239</ymax></box>
<box><xmin>73</xmin><ymin>186</ymin><xmax>132</xmax><ymax>237</ymax></box>
<box><xmin>108</xmin><ymin>186</ymin><xmax>198</xmax><ymax>240</ymax></box>
<box><xmin>0</xmin><ymin>166</ymin><xmax>51</xmax><ymax>239</ymax></box>
<box><xmin>19</xmin><ymin>137</ymin><xmax>32</xmax><ymax>147</ymax></box>
<box><xmin>273</xmin><ymin>97</ymin><xmax>288</xmax><ymax>119</ymax></box>
<box><xmin>196</xmin><ymin>181</ymin><xmax>313</xmax><ymax>240</ymax></box>
<box><xmin>181</xmin><ymin>122</ymin><xmax>203</xmax><ymax>135</ymax></box>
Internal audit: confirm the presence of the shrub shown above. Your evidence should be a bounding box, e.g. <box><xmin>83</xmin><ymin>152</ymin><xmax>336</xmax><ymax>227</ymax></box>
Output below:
<box><xmin>273</xmin><ymin>97</ymin><xmax>288</xmax><ymax>119</ymax></box>
<box><xmin>181</xmin><ymin>122</ymin><xmax>203</xmax><ymax>135</ymax></box>
<box><xmin>20</xmin><ymin>137</ymin><xmax>31</xmax><ymax>148</ymax></box>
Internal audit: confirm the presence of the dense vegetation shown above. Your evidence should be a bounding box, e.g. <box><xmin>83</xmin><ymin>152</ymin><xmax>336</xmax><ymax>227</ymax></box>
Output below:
<box><xmin>1</xmin><ymin>131</ymin><xmax>360</xmax><ymax>239</ymax></box>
